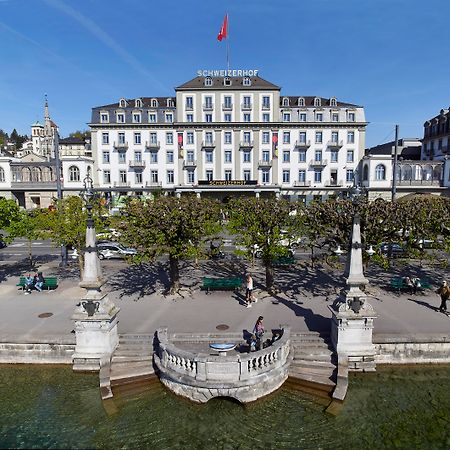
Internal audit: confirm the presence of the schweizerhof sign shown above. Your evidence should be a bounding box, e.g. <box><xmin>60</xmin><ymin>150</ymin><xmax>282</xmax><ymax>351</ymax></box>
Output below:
<box><xmin>197</xmin><ymin>69</ymin><xmax>259</xmax><ymax>77</ymax></box>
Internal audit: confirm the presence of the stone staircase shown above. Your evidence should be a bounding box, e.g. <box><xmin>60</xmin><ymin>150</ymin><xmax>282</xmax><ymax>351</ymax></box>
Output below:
<box><xmin>288</xmin><ymin>332</ymin><xmax>337</xmax><ymax>399</ymax></box>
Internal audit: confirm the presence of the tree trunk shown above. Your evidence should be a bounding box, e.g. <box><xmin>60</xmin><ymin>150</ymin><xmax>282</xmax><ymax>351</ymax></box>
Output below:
<box><xmin>78</xmin><ymin>253</ymin><xmax>84</xmax><ymax>279</ymax></box>
<box><xmin>265</xmin><ymin>262</ymin><xmax>274</xmax><ymax>293</ymax></box>
<box><xmin>169</xmin><ymin>255</ymin><xmax>180</xmax><ymax>294</ymax></box>
<box><xmin>310</xmin><ymin>246</ymin><xmax>315</xmax><ymax>268</ymax></box>
<box><xmin>28</xmin><ymin>239</ymin><xmax>33</xmax><ymax>269</ymax></box>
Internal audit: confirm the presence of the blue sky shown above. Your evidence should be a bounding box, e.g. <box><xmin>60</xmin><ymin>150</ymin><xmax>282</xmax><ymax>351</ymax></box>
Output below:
<box><xmin>0</xmin><ymin>0</ymin><xmax>448</xmax><ymax>147</ymax></box>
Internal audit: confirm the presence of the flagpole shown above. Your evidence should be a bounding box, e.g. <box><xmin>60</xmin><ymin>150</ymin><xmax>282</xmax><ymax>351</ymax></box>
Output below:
<box><xmin>226</xmin><ymin>13</ymin><xmax>230</xmax><ymax>71</ymax></box>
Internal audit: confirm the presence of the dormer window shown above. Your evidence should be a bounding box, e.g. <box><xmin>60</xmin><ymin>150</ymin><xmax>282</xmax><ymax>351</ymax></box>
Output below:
<box><xmin>204</xmin><ymin>77</ymin><xmax>213</xmax><ymax>87</ymax></box>
<box><xmin>224</xmin><ymin>77</ymin><xmax>232</xmax><ymax>86</ymax></box>
<box><xmin>116</xmin><ymin>113</ymin><xmax>125</xmax><ymax>123</ymax></box>
<box><xmin>167</xmin><ymin>98</ymin><xmax>174</xmax><ymax>107</ymax></box>
<box><xmin>330</xmin><ymin>97</ymin><xmax>337</xmax><ymax>107</ymax></box>
<box><xmin>119</xmin><ymin>98</ymin><xmax>127</xmax><ymax>108</ymax></box>
<box><xmin>243</xmin><ymin>77</ymin><xmax>251</xmax><ymax>86</ymax></box>
<box><xmin>135</xmin><ymin>99</ymin><xmax>142</xmax><ymax>108</ymax></box>
<box><xmin>151</xmin><ymin>98</ymin><xmax>158</xmax><ymax>108</ymax></box>
<box><xmin>314</xmin><ymin>97</ymin><xmax>321</xmax><ymax>107</ymax></box>
<box><xmin>132</xmin><ymin>112</ymin><xmax>141</xmax><ymax>123</ymax></box>
<box><xmin>282</xmin><ymin>97</ymin><xmax>289</xmax><ymax>107</ymax></box>
<box><xmin>100</xmin><ymin>112</ymin><xmax>109</xmax><ymax>123</ymax></box>
<box><xmin>298</xmin><ymin>97</ymin><xmax>305</xmax><ymax>107</ymax></box>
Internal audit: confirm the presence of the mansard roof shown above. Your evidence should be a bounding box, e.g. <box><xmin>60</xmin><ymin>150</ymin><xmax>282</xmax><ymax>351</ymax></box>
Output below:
<box><xmin>59</xmin><ymin>137</ymin><xmax>86</xmax><ymax>145</ymax></box>
<box><xmin>96</xmin><ymin>97</ymin><xmax>176</xmax><ymax>109</ymax></box>
<box><xmin>280</xmin><ymin>96</ymin><xmax>361</xmax><ymax>108</ymax></box>
<box><xmin>176</xmin><ymin>76</ymin><xmax>280</xmax><ymax>91</ymax></box>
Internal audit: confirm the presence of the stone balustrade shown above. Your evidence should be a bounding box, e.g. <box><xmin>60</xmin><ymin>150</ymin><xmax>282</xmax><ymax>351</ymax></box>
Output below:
<box><xmin>154</xmin><ymin>326</ymin><xmax>292</xmax><ymax>403</ymax></box>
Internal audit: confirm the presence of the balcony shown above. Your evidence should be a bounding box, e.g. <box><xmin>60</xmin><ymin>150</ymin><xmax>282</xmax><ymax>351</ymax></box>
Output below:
<box><xmin>397</xmin><ymin>179</ymin><xmax>442</xmax><ymax>186</ymax></box>
<box><xmin>309</xmin><ymin>159</ymin><xmax>328</xmax><ymax>167</ymax></box>
<box><xmin>146</xmin><ymin>181</ymin><xmax>162</xmax><ymax>187</ymax></box>
<box><xmin>113</xmin><ymin>141</ymin><xmax>128</xmax><ymax>150</ymax></box>
<box><xmin>325</xmin><ymin>179</ymin><xmax>344</xmax><ymax>187</ymax></box>
<box><xmin>145</xmin><ymin>141</ymin><xmax>160</xmax><ymax>151</ymax></box>
<box><xmin>295</xmin><ymin>140</ymin><xmax>311</xmax><ymax>149</ymax></box>
<box><xmin>203</xmin><ymin>103</ymin><xmax>214</xmax><ymax>111</ymax></box>
<box><xmin>183</xmin><ymin>160</ymin><xmax>197</xmax><ymax>168</ymax></box>
<box><xmin>201</xmin><ymin>140</ymin><xmax>216</xmax><ymax>149</ymax></box>
<box><xmin>185</xmin><ymin>104</ymin><xmax>194</xmax><ymax>111</ymax></box>
<box><xmin>222</xmin><ymin>103</ymin><xmax>233</xmax><ymax>111</ymax></box>
<box><xmin>241</xmin><ymin>103</ymin><xmax>252</xmax><ymax>110</ymax></box>
<box><xmin>261</xmin><ymin>103</ymin><xmax>271</xmax><ymax>110</ymax></box>
<box><xmin>258</xmin><ymin>160</ymin><xmax>272</xmax><ymax>168</ymax></box>
<box><xmin>240</xmin><ymin>140</ymin><xmax>254</xmax><ymax>148</ymax></box>
<box><xmin>11</xmin><ymin>181</ymin><xmax>57</xmax><ymax>189</ymax></box>
<box><xmin>114</xmin><ymin>181</ymin><xmax>130</xmax><ymax>188</ymax></box>
<box><xmin>327</xmin><ymin>140</ymin><xmax>344</xmax><ymax>148</ymax></box>
<box><xmin>293</xmin><ymin>180</ymin><xmax>311</xmax><ymax>187</ymax></box>
<box><xmin>129</xmin><ymin>160</ymin><xmax>146</xmax><ymax>168</ymax></box>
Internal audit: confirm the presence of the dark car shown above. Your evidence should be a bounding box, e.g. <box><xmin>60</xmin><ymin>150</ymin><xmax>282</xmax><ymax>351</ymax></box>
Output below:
<box><xmin>380</xmin><ymin>242</ymin><xmax>405</xmax><ymax>257</ymax></box>
<box><xmin>0</xmin><ymin>240</ymin><xmax>6</xmax><ymax>249</ymax></box>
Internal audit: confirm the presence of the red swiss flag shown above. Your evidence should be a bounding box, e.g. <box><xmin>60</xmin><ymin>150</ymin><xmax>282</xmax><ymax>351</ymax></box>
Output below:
<box><xmin>217</xmin><ymin>14</ymin><xmax>228</xmax><ymax>41</ymax></box>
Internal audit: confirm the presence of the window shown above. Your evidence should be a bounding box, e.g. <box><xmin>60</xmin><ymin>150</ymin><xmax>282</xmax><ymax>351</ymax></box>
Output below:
<box><xmin>348</xmin><ymin>112</ymin><xmax>355</xmax><ymax>122</ymax></box>
<box><xmin>151</xmin><ymin>99</ymin><xmax>158</xmax><ymax>107</ymax></box>
<box><xmin>283</xmin><ymin>113</ymin><xmax>291</xmax><ymax>122</ymax></box>
<box><xmin>315</xmin><ymin>132</ymin><xmax>323</xmax><ymax>144</ymax></box>
<box><xmin>103</xmin><ymin>170</ymin><xmax>111</xmax><ymax>184</ymax></box>
<box><xmin>244</xmin><ymin>113</ymin><xmax>251</xmax><ymax>122</ymax></box>
<box><xmin>150</xmin><ymin>132</ymin><xmax>157</xmax><ymax>144</ymax></box>
<box><xmin>262</xmin><ymin>132</ymin><xmax>270</xmax><ymax>144</ymax></box>
<box><xmin>149</xmin><ymin>113</ymin><xmax>156</xmax><ymax>123</ymax></box>
<box><xmin>151</xmin><ymin>170</ymin><xmax>158</xmax><ymax>183</ymax></box>
<box><xmin>262</xmin><ymin>96</ymin><xmax>270</xmax><ymax>108</ymax></box>
<box><xmin>204</xmin><ymin>77</ymin><xmax>212</xmax><ymax>86</ymax></box>
<box><xmin>243</xmin><ymin>77</ymin><xmax>251</xmax><ymax>86</ymax></box>
<box><xmin>331</xmin><ymin>131</ymin><xmax>339</xmax><ymax>143</ymax></box>
<box><xmin>224</xmin><ymin>132</ymin><xmax>232</xmax><ymax>144</ymax></box>
<box><xmin>100</xmin><ymin>113</ymin><xmax>109</xmax><ymax>123</ymax></box>
<box><xmin>282</xmin><ymin>170</ymin><xmax>290</xmax><ymax>183</ymax></box>
<box><xmin>167</xmin><ymin>151</ymin><xmax>174</xmax><ymax>164</ymax></box>
<box><xmin>224</xmin><ymin>113</ymin><xmax>232</xmax><ymax>122</ymax></box>
<box><xmin>298</xmin><ymin>150</ymin><xmax>306</xmax><ymax>162</ymax></box>
<box><xmin>150</xmin><ymin>152</ymin><xmax>158</xmax><ymax>163</ymax></box>
<box><xmin>166</xmin><ymin>170</ymin><xmax>174</xmax><ymax>184</ymax></box>
<box><xmin>206</xmin><ymin>169</ymin><xmax>213</xmax><ymax>181</ymax></box>
<box><xmin>119</xmin><ymin>170</ymin><xmax>127</xmax><ymax>183</ymax></box>
<box><xmin>225</xmin><ymin>169</ymin><xmax>232</xmax><ymax>181</ymax></box>
<box><xmin>262</xmin><ymin>113</ymin><xmax>270</xmax><ymax>122</ymax></box>
<box><xmin>243</xmin><ymin>170</ymin><xmax>251</xmax><ymax>181</ymax></box>
<box><xmin>283</xmin><ymin>132</ymin><xmax>290</xmax><ymax>144</ymax></box>
<box><xmin>363</xmin><ymin>164</ymin><xmax>369</xmax><ymax>181</ymax></box>
<box><xmin>118</xmin><ymin>132</ymin><xmax>125</xmax><ymax>144</ymax></box>
<box><xmin>298</xmin><ymin>169</ymin><xmax>306</xmax><ymax>182</ymax></box>
<box><xmin>282</xmin><ymin>98</ymin><xmax>289</xmax><ymax>107</ymax></box>
<box><xmin>314</xmin><ymin>98</ymin><xmax>321</xmax><ymax>107</ymax></box>
<box><xmin>316</xmin><ymin>113</ymin><xmax>323</xmax><ymax>122</ymax></box>
<box><xmin>346</xmin><ymin>169</ymin><xmax>354</xmax><ymax>182</ymax></box>
<box><xmin>243</xmin><ymin>96</ymin><xmax>251</xmax><ymax>108</ymax></box>
<box><xmin>315</xmin><ymin>150</ymin><xmax>322</xmax><ymax>161</ymax></box>
<box><xmin>224</xmin><ymin>150</ymin><xmax>232</xmax><ymax>163</ymax></box>
<box><xmin>262</xmin><ymin>150</ymin><xmax>270</xmax><ymax>162</ymax></box>
<box><xmin>187</xmin><ymin>150</ymin><xmax>194</xmax><ymax>162</ymax></box>
<box><xmin>347</xmin><ymin>131</ymin><xmax>355</xmax><ymax>143</ymax></box>
<box><xmin>118</xmin><ymin>152</ymin><xmax>126</xmax><ymax>164</ymax></box>
<box><xmin>134</xmin><ymin>132</ymin><xmax>141</xmax><ymax>145</ymax></box>
<box><xmin>166</xmin><ymin>132</ymin><xmax>173</xmax><ymax>145</ymax></box>
<box><xmin>187</xmin><ymin>170</ymin><xmax>195</xmax><ymax>183</ymax></box>
<box><xmin>243</xmin><ymin>150</ymin><xmax>251</xmax><ymax>163</ymax></box>
<box><xmin>298</xmin><ymin>97</ymin><xmax>305</xmax><ymax>107</ymax></box>
<box><xmin>102</xmin><ymin>132</ymin><xmax>109</xmax><ymax>144</ymax></box>
<box><xmin>299</xmin><ymin>113</ymin><xmax>307</xmax><ymax>122</ymax></box>
<box><xmin>205</xmin><ymin>114</ymin><xmax>213</xmax><ymax>123</ymax></box>
<box><xmin>346</xmin><ymin>150</ymin><xmax>354</xmax><ymax>162</ymax></box>
<box><xmin>135</xmin><ymin>172</ymin><xmax>143</xmax><ymax>184</ymax></box>
<box><xmin>102</xmin><ymin>151</ymin><xmax>110</xmax><ymax>163</ymax></box>
<box><xmin>330</xmin><ymin>98</ymin><xmax>337</xmax><ymax>107</ymax></box>
<box><xmin>186</xmin><ymin>96</ymin><xmax>193</xmax><ymax>110</ymax></box>
<box><xmin>165</xmin><ymin>113</ymin><xmax>173</xmax><ymax>123</ymax></box>
<box><xmin>119</xmin><ymin>98</ymin><xmax>126</xmax><ymax>108</ymax></box>
<box><xmin>262</xmin><ymin>169</ymin><xmax>270</xmax><ymax>184</ymax></box>
<box><xmin>117</xmin><ymin>113</ymin><xmax>125</xmax><ymax>123</ymax></box>
<box><xmin>69</xmin><ymin>166</ymin><xmax>80</xmax><ymax>182</ymax></box>
<box><xmin>375</xmin><ymin>164</ymin><xmax>386</xmax><ymax>180</ymax></box>
<box><xmin>135</xmin><ymin>151</ymin><xmax>142</xmax><ymax>162</ymax></box>
<box><xmin>332</xmin><ymin>113</ymin><xmax>339</xmax><ymax>122</ymax></box>
<box><xmin>243</xmin><ymin>132</ymin><xmax>251</xmax><ymax>143</ymax></box>
<box><xmin>133</xmin><ymin>113</ymin><xmax>141</xmax><ymax>123</ymax></box>
<box><xmin>330</xmin><ymin>150</ymin><xmax>338</xmax><ymax>162</ymax></box>
<box><xmin>205</xmin><ymin>150</ymin><xmax>213</xmax><ymax>163</ymax></box>
<box><xmin>205</xmin><ymin>132</ymin><xmax>213</xmax><ymax>144</ymax></box>
<box><xmin>224</xmin><ymin>96</ymin><xmax>232</xmax><ymax>108</ymax></box>
<box><xmin>283</xmin><ymin>150</ymin><xmax>290</xmax><ymax>162</ymax></box>
<box><xmin>186</xmin><ymin>114</ymin><xmax>194</xmax><ymax>122</ymax></box>
<box><xmin>187</xmin><ymin>132</ymin><xmax>194</xmax><ymax>144</ymax></box>
<box><xmin>299</xmin><ymin>132</ymin><xmax>306</xmax><ymax>143</ymax></box>
<box><xmin>314</xmin><ymin>169</ymin><xmax>322</xmax><ymax>183</ymax></box>
<box><xmin>204</xmin><ymin>96</ymin><xmax>213</xmax><ymax>108</ymax></box>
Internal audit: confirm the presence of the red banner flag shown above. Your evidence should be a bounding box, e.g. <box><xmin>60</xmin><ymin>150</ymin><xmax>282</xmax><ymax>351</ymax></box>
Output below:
<box><xmin>217</xmin><ymin>14</ymin><xmax>228</xmax><ymax>41</ymax></box>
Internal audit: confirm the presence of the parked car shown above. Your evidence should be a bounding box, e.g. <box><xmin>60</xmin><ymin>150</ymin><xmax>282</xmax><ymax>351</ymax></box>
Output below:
<box><xmin>279</xmin><ymin>231</ymin><xmax>306</xmax><ymax>249</ymax></box>
<box><xmin>0</xmin><ymin>240</ymin><xmax>6</xmax><ymax>249</ymax></box>
<box><xmin>379</xmin><ymin>242</ymin><xmax>405</xmax><ymax>257</ymax></box>
<box><xmin>97</xmin><ymin>242</ymin><xmax>137</xmax><ymax>260</ymax></box>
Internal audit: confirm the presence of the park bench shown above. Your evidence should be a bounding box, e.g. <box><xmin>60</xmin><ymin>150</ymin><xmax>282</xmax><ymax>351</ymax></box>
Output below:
<box><xmin>202</xmin><ymin>277</ymin><xmax>242</xmax><ymax>294</ymax></box>
<box><xmin>390</xmin><ymin>277</ymin><xmax>431</xmax><ymax>293</ymax></box>
<box><xmin>16</xmin><ymin>276</ymin><xmax>58</xmax><ymax>291</ymax></box>
<box><xmin>272</xmin><ymin>256</ymin><xmax>296</xmax><ymax>267</ymax></box>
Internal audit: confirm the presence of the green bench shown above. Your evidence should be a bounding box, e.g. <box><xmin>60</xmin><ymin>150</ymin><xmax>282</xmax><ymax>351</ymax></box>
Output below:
<box><xmin>272</xmin><ymin>256</ymin><xmax>296</xmax><ymax>267</ymax></box>
<box><xmin>202</xmin><ymin>277</ymin><xmax>242</xmax><ymax>294</ymax></box>
<box><xmin>17</xmin><ymin>276</ymin><xmax>58</xmax><ymax>291</ymax></box>
<box><xmin>390</xmin><ymin>277</ymin><xmax>431</xmax><ymax>293</ymax></box>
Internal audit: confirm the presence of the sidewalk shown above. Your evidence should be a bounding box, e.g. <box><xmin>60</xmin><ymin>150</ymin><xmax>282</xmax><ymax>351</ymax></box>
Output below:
<box><xmin>0</xmin><ymin>258</ymin><xmax>448</xmax><ymax>343</ymax></box>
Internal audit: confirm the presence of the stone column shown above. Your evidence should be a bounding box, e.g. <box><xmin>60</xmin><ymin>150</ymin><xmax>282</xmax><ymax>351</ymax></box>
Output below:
<box><xmin>328</xmin><ymin>214</ymin><xmax>377</xmax><ymax>371</ymax></box>
<box><xmin>72</xmin><ymin>211</ymin><xmax>120</xmax><ymax>371</ymax></box>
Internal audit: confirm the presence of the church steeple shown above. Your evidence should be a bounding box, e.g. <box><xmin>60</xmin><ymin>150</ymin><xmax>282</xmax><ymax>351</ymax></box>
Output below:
<box><xmin>44</xmin><ymin>94</ymin><xmax>50</xmax><ymax>124</ymax></box>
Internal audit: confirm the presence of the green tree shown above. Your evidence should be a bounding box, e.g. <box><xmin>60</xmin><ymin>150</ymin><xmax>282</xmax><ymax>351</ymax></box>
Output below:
<box><xmin>226</xmin><ymin>197</ymin><xmax>295</xmax><ymax>292</ymax></box>
<box><xmin>0</xmin><ymin>197</ymin><xmax>21</xmax><ymax>230</ymax></box>
<box><xmin>69</xmin><ymin>130</ymin><xmax>90</xmax><ymax>140</ymax></box>
<box><xmin>120</xmin><ymin>196</ymin><xmax>222</xmax><ymax>294</ymax></box>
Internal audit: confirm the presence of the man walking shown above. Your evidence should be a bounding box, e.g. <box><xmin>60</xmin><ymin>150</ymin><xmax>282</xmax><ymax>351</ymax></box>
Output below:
<box><xmin>436</xmin><ymin>280</ymin><xmax>450</xmax><ymax>314</ymax></box>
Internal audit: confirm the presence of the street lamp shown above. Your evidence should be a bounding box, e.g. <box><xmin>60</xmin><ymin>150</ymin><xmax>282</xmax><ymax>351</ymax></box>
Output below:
<box><xmin>81</xmin><ymin>172</ymin><xmax>95</xmax><ymax>225</ymax></box>
<box><xmin>334</xmin><ymin>245</ymin><xmax>344</xmax><ymax>256</ymax></box>
<box><xmin>366</xmin><ymin>245</ymin><xmax>375</xmax><ymax>257</ymax></box>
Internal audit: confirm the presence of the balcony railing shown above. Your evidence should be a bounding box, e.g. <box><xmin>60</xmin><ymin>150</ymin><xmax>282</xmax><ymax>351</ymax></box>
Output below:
<box><xmin>201</xmin><ymin>140</ymin><xmax>215</xmax><ymax>148</ymax></box>
<box><xmin>293</xmin><ymin>180</ymin><xmax>311</xmax><ymax>187</ymax></box>
<box><xmin>240</xmin><ymin>140</ymin><xmax>254</xmax><ymax>148</ymax></box>
<box><xmin>258</xmin><ymin>160</ymin><xmax>272</xmax><ymax>167</ymax></box>
<box><xmin>325</xmin><ymin>179</ymin><xmax>345</xmax><ymax>186</ymax></box>
<box><xmin>222</xmin><ymin>103</ymin><xmax>233</xmax><ymax>111</ymax></box>
<box><xmin>146</xmin><ymin>181</ymin><xmax>162</xmax><ymax>187</ymax></box>
<box><xmin>203</xmin><ymin>103</ymin><xmax>214</xmax><ymax>111</ymax></box>
<box><xmin>261</xmin><ymin>104</ymin><xmax>271</xmax><ymax>110</ymax></box>
<box><xmin>185</xmin><ymin>104</ymin><xmax>194</xmax><ymax>111</ymax></box>
<box><xmin>113</xmin><ymin>141</ymin><xmax>128</xmax><ymax>150</ymax></box>
<box><xmin>295</xmin><ymin>140</ymin><xmax>311</xmax><ymax>149</ymax></box>
<box><xmin>114</xmin><ymin>181</ymin><xmax>130</xmax><ymax>187</ymax></box>
<box><xmin>183</xmin><ymin>160</ymin><xmax>197</xmax><ymax>168</ymax></box>
<box><xmin>145</xmin><ymin>141</ymin><xmax>160</xmax><ymax>150</ymax></box>
<box><xmin>129</xmin><ymin>160</ymin><xmax>146</xmax><ymax>168</ymax></box>
<box><xmin>309</xmin><ymin>159</ymin><xmax>328</xmax><ymax>167</ymax></box>
<box><xmin>241</xmin><ymin>103</ymin><xmax>252</xmax><ymax>110</ymax></box>
<box><xmin>327</xmin><ymin>140</ymin><xmax>344</xmax><ymax>148</ymax></box>
<box><xmin>397</xmin><ymin>179</ymin><xmax>442</xmax><ymax>186</ymax></box>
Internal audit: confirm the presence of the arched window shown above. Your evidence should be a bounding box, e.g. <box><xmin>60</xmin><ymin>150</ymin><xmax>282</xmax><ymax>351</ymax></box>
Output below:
<box><xmin>223</xmin><ymin>77</ymin><xmax>231</xmax><ymax>86</ymax></box>
<box><xmin>135</xmin><ymin>99</ymin><xmax>142</xmax><ymax>108</ymax></box>
<box><xmin>31</xmin><ymin>167</ymin><xmax>42</xmax><ymax>182</ymax></box>
<box><xmin>375</xmin><ymin>164</ymin><xmax>386</xmax><ymax>180</ymax></box>
<box><xmin>314</xmin><ymin>97</ymin><xmax>321</xmax><ymax>107</ymax></box>
<box><xmin>151</xmin><ymin>98</ymin><xmax>158</xmax><ymax>107</ymax></box>
<box><xmin>166</xmin><ymin>98</ymin><xmax>173</xmax><ymax>107</ymax></box>
<box><xmin>282</xmin><ymin>97</ymin><xmax>289</xmax><ymax>107</ymax></box>
<box><xmin>204</xmin><ymin>77</ymin><xmax>213</xmax><ymax>86</ymax></box>
<box><xmin>0</xmin><ymin>167</ymin><xmax>5</xmax><ymax>183</ymax></box>
<box><xmin>433</xmin><ymin>165</ymin><xmax>442</xmax><ymax>181</ymax></box>
<box><xmin>362</xmin><ymin>164</ymin><xmax>369</xmax><ymax>181</ymax></box>
<box><xmin>69</xmin><ymin>166</ymin><xmax>80</xmax><ymax>182</ymax></box>
<box><xmin>401</xmin><ymin>164</ymin><xmax>412</xmax><ymax>181</ymax></box>
<box><xmin>330</xmin><ymin>97</ymin><xmax>337</xmax><ymax>107</ymax></box>
<box><xmin>119</xmin><ymin>98</ymin><xmax>127</xmax><ymax>108</ymax></box>
<box><xmin>298</xmin><ymin>97</ymin><xmax>305</xmax><ymax>107</ymax></box>
<box><xmin>422</xmin><ymin>164</ymin><xmax>432</xmax><ymax>181</ymax></box>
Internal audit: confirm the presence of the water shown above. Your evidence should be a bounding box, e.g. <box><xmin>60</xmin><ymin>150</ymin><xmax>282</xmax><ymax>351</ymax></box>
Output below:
<box><xmin>0</xmin><ymin>364</ymin><xmax>449</xmax><ymax>449</ymax></box>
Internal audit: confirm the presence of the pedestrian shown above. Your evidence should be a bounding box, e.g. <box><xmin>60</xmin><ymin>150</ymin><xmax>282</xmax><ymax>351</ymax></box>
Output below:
<box><xmin>24</xmin><ymin>274</ymin><xmax>34</xmax><ymax>294</ymax></box>
<box><xmin>403</xmin><ymin>276</ymin><xmax>414</xmax><ymax>295</ymax></box>
<box><xmin>245</xmin><ymin>273</ymin><xmax>254</xmax><ymax>308</ymax></box>
<box><xmin>34</xmin><ymin>271</ymin><xmax>45</xmax><ymax>292</ymax></box>
<box><xmin>411</xmin><ymin>277</ymin><xmax>421</xmax><ymax>294</ymax></box>
<box><xmin>252</xmin><ymin>316</ymin><xmax>265</xmax><ymax>350</ymax></box>
<box><xmin>436</xmin><ymin>280</ymin><xmax>450</xmax><ymax>314</ymax></box>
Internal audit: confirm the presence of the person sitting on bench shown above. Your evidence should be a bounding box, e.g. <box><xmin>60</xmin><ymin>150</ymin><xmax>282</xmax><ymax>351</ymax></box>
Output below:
<box><xmin>34</xmin><ymin>272</ymin><xmax>45</xmax><ymax>292</ymax></box>
<box><xmin>24</xmin><ymin>274</ymin><xmax>34</xmax><ymax>294</ymax></box>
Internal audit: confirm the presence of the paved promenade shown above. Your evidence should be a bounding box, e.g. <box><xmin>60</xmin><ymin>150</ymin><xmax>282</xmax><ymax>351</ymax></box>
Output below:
<box><xmin>0</xmin><ymin>257</ymin><xmax>449</xmax><ymax>343</ymax></box>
